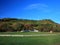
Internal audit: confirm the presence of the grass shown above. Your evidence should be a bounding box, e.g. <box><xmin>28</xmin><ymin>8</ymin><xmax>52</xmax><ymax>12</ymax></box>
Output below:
<box><xmin>0</xmin><ymin>32</ymin><xmax>60</xmax><ymax>35</ymax></box>
<box><xmin>0</xmin><ymin>32</ymin><xmax>49</xmax><ymax>35</ymax></box>
<box><xmin>0</xmin><ymin>32</ymin><xmax>60</xmax><ymax>45</ymax></box>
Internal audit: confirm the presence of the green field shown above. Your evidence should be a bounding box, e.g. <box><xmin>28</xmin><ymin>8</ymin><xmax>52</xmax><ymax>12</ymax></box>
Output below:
<box><xmin>0</xmin><ymin>32</ymin><xmax>59</xmax><ymax>35</ymax></box>
<box><xmin>0</xmin><ymin>32</ymin><xmax>49</xmax><ymax>35</ymax></box>
<box><xmin>0</xmin><ymin>32</ymin><xmax>60</xmax><ymax>45</ymax></box>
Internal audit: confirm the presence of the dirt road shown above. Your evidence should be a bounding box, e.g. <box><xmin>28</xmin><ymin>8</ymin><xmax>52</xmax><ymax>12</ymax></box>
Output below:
<box><xmin>0</xmin><ymin>34</ymin><xmax>56</xmax><ymax>37</ymax></box>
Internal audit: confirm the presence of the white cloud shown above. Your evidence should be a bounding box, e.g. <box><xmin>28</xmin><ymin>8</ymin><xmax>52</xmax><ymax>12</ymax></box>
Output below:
<box><xmin>24</xmin><ymin>3</ymin><xmax>48</xmax><ymax>9</ymax></box>
<box><xmin>24</xmin><ymin>3</ymin><xmax>51</xmax><ymax>13</ymax></box>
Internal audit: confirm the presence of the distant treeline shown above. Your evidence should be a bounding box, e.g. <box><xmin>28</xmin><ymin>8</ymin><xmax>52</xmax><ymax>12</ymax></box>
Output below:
<box><xmin>0</xmin><ymin>18</ymin><xmax>60</xmax><ymax>32</ymax></box>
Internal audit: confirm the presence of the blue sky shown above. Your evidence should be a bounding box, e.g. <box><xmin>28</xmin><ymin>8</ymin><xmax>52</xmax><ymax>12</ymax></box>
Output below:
<box><xmin>0</xmin><ymin>0</ymin><xmax>60</xmax><ymax>23</ymax></box>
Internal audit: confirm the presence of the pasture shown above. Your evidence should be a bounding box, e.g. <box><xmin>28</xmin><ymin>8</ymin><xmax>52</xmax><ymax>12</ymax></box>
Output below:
<box><xmin>0</xmin><ymin>32</ymin><xmax>60</xmax><ymax>45</ymax></box>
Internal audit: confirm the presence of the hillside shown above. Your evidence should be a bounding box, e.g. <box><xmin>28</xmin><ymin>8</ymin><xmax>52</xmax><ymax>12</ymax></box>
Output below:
<box><xmin>0</xmin><ymin>18</ymin><xmax>60</xmax><ymax>32</ymax></box>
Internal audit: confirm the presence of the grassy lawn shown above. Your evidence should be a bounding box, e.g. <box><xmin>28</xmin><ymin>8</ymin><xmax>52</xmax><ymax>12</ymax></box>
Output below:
<box><xmin>0</xmin><ymin>32</ymin><xmax>50</xmax><ymax>35</ymax></box>
<box><xmin>0</xmin><ymin>32</ymin><xmax>60</xmax><ymax>35</ymax></box>
<box><xmin>0</xmin><ymin>32</ymin><xmax>60</xmax><ymax>45</ymax></box>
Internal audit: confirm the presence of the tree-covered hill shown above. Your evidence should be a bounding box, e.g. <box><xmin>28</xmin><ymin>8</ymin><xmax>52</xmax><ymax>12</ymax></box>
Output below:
<box><xmin>0</xmin><ymin>18</ymin><xmax>60</xmax><ymax>32</ymax></box>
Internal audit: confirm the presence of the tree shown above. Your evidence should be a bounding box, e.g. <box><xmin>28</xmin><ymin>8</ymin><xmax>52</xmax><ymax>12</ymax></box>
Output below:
<box><xmin>0</xmin><ymin>22</ymin><xmax>13</xmax><ymax>32</ymax></box>
<box><xmin>12</xmin><ymin>23</ymin><xmax>24</xmax><ymax>32</ymax></box>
